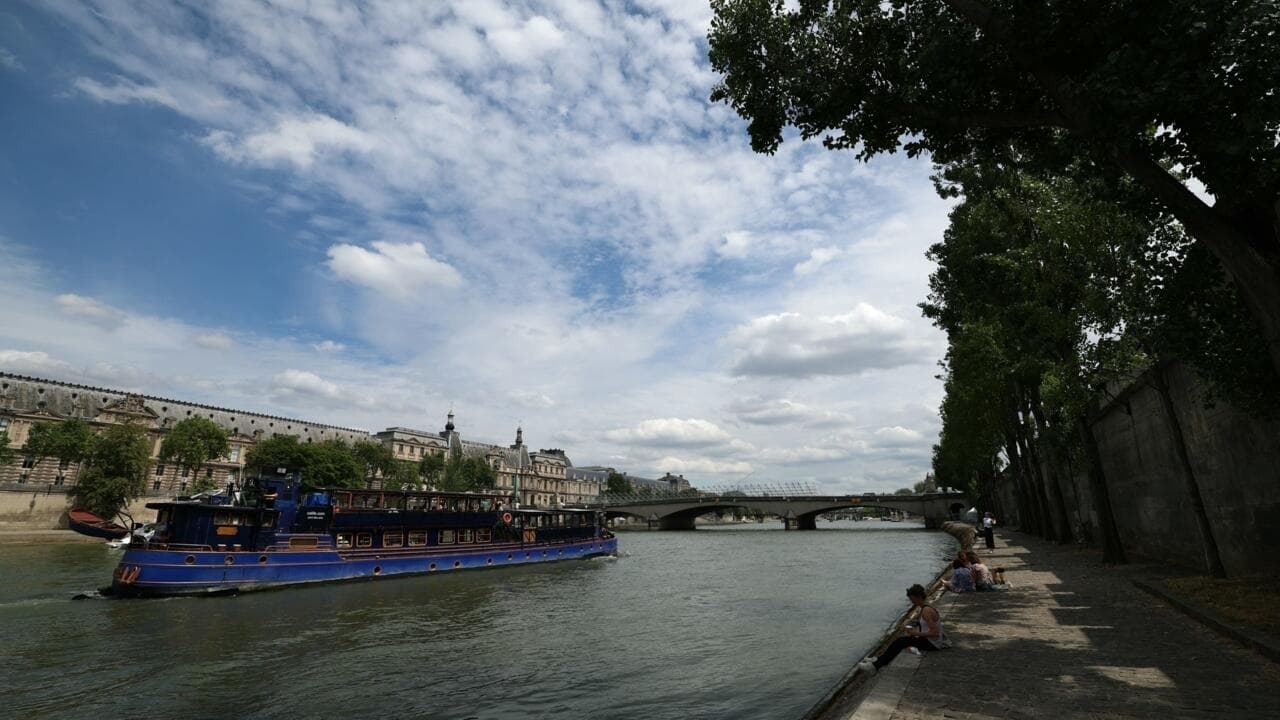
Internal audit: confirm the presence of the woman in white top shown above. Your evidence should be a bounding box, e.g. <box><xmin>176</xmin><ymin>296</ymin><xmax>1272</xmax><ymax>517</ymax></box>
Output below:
<box><xmin>859</xmin><ymin>584</ymin><xmax>948</xmax><ymax>673</ymax></box>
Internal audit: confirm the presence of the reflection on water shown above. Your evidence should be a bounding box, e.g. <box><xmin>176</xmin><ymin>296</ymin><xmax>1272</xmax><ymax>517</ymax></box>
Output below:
<box><xmin>0</xmin><ymin>521</ymin><xmax>952</xmax><ymax>719</ymax></box>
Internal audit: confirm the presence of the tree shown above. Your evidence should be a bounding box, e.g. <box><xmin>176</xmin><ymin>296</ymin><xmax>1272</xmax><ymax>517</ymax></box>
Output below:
<box><xmin>352</xmin><ymin>440</ymin><xmax>396</xmax><ymax>486</ymax></box>
<box><xmin>419</xmin><ymin>452</ymin><xmax>446</xmax><ymax>487</ymax></box>
<box><xmin>605</xmin><ymin>471</ymin><xmax>631</xmax><ymax>495</ymax></box>
<box><xmin>244</xmin><ymin>435</ymin><xmax>310</xmax><ymax>476</ymax></box>
<box><xmin>438</xmin><ymin>456</ymin><xmax>497</xmax><ymax>493</ymax></box>
<box><xmin>0</xmin><ymin>430</ymin><xmax>14</xmax><ymax>467</ymax></box>
<box><xmin>21</xmin><ymin>419</ymin><xmax>94</xmax><ymax>478</ymax></box>
<box><xmin>382</xmin><ymin>460</ymin><xmax>421</xmax><ymax>491</ymax></box>
<box><xmin>243</xmin><ymin>435</ymin><xmax>364</xmax><ymax>488</ymax></box>
<box><xmin>893</xmin><ymin>487</ymin><xmax>913</xmax><ymax>496</ymax></box>
<box><xmin>159</xmin><ymin>417</ymin><xmax>230</xmax><ymax>493</ymax></box>
<box><xmin>709</xmin><ymin>0</ymin><xmax>1280</xmax><ymax>378</ymax></box>
<box><xmin>303</xmin><ymin>440</ymin><xmax>365</xmax><ymax>489</ymax></box>
<box><xmin>73</xmin><ymin>423</ymin><xmax>151</xmax><ymax>526</ymax></box>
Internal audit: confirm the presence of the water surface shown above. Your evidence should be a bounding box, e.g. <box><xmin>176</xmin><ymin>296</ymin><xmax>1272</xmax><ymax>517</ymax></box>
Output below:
<box><xmin>0</xmin><ymin>520</ymin><xmax>952</xmax><ymax>719</ymax></box>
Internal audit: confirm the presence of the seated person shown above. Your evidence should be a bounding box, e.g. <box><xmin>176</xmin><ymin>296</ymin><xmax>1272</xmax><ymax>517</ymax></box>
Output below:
<box><xmin>944</xmin><ymin>559</ymin><xmax>974</xmax><ymax>592</ymax></box>
<box><xmin>858</xmin><ymin>584</ymin><xmax>949</xmax><ymax>673</ymax></box>
<box><xmin>965</xmin><ymin>551</ymin><xmax>994</xmax><ymax>590</ymax></box>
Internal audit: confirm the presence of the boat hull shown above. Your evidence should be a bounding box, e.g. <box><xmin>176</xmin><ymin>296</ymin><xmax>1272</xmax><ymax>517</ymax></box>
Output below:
<box><xmin>110</xmin><ymin>536</ymin><xmax>618</xmax><ymax>597</ymax></box>
<box><xmin>68</xmin><ymin>510</ymin><xmax>129</xmax><ymax>540</ymax></box>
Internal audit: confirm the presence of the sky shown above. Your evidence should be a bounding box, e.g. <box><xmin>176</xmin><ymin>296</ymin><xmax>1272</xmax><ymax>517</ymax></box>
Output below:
<box><xmin>0</xmin><ymin>1</ymin><xmax>955</xmax><ymax>493</ymax></box>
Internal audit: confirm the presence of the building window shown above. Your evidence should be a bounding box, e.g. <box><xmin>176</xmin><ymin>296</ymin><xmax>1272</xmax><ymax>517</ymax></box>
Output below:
<box><xmin>18</xmin><ymin>473</ymin><xmax>26</xmax><ymax>484</ymax></box>
<box><xmin>0</xmin><ymin>417</ymin><xmax>9</xmax><ymax>431</ymax></box>
<box><xmin>59</xmin><ymin>459</ymin><xmax>70</xmax><ymax>470</ymax></box>
<box><xmin>152</xmin><ymin>479</ymin><xmax>161</xmax><ymax>491</ymax></box>
<box><xmin>229</xmin><ymin>447</ymin><xmax>240</xmax><ymax>462</ymax></box>
<box><xmin>155</xmin><ymin>464</ymin><xmax>165</xmax><ymax>476</ymax></box>
<box><xmin>54</xmin><ymin>475</ymin><xmax>65</xmax><ymax>486</ymax></box>
<box><xmin>181</xmin><ymin>467</ymin><xmax>190</xmax><ymax>478</ymax></box>
<box><xmin>206</xmin><ymin>468</ymin><xmax>213</xmax><ymax>478</ymax></box>
<box><xmin>180</xmin><ymin>481</ymin><xmax>187</xmax><ymax>492</ymax></box>
<box><xmin>21</xmin><ymin>456</ymin><xmax>35</xmax><ymax>469</ymax></box>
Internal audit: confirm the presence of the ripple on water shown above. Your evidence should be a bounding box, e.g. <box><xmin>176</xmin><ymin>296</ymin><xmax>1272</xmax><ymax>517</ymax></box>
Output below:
<box><xmin>2</xmin><ymin>522</ymin><xmax>953</xmax><ymax>719</ymax></box>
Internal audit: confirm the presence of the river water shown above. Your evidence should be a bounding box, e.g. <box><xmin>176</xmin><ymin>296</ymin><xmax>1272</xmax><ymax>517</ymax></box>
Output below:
<box><xmin>1</xmin><ymin>520</ymin><xmax>953</xmax><ymax>719</ymax></box>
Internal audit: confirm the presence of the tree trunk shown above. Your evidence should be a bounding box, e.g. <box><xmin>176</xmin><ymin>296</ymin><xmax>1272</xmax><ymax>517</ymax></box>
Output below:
<box><xmin>1027</xmin><ymin>393</ymin><xmax>1075</xmax><ymax>544</ymax></box>
<box><xmin>1151</xmin><ymin>366</ymin><xmax>1228</xmax><ymax>578</ymax></box>
<box><xmin>1079</xmin><ymin>417</ymin><xmax>1127</xmax><ymax>565</ymax></box>
<box><xmin>1004</xmin><ymin>436</ymin><xmax>1037</xmax><ymax>534</ymax></box>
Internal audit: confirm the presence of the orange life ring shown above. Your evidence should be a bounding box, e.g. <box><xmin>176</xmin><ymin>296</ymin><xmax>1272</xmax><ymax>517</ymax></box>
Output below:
<box><xmin>501</xmin><ymin>512</ymin><xmax>513</xmax><ymax>524</ymax></box>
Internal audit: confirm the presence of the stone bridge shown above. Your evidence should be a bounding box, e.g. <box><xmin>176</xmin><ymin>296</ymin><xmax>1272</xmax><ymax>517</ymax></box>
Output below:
<box><xmin>587</xmin><ymin>493</ymin><xmax>968</xmax><ymax>530</ymax></box>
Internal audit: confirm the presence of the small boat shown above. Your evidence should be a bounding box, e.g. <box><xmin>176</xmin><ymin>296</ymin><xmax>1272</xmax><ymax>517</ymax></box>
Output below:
<box><xmin>107</xmin><ymin>471</ymin><xmax>617</xmax><ymax>597</ymax></box>
<box><xmin>68</xmin><ymin>509</ymin><xmax>130</xmax><ymax>540</ymax></box>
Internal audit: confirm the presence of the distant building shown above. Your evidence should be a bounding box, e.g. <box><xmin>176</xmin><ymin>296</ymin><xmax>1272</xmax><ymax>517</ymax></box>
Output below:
<box><xmin>0</xmin><ymin>373</ymin><xmax>367</xmax><ymax>493</ymax></box>
<box><xmin>0</xmin><ymin>373</ymin><xmax>604</xmax><ymax>506</ymax></box>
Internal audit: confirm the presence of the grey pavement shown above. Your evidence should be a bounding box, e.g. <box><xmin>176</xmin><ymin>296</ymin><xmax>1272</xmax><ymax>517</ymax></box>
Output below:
<box><xmin>842</xmin><ymin>531</ymin><xmax>1280</xmax><ymax>720</ymax></box>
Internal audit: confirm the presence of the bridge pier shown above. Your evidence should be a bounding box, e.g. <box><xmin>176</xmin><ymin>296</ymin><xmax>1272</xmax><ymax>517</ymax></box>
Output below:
<box><xmin>781</xmin><ymin>514</ymin><xmax>818</xmax><ymax>530</ymax></box>
<box><xmin>658</xmin><ymin>515</ymin><xmax>697</xmax><ymax>531</ymax></box>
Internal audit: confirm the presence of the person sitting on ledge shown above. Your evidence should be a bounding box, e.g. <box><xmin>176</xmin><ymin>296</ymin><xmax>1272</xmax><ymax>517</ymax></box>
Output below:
<box><xmin>966</xmin><ymin>551</ymin><xmax>995</xmax><ymax>591</ymax></box>
<box><xmin>858</xmin><ymin>584</ymin><xmax>949</xmax><ymax>674</ymax></box>
<box><xmin>944</xmin><ymin>558</ymin><xmax>974</xmax><ymax>592</ymax></box>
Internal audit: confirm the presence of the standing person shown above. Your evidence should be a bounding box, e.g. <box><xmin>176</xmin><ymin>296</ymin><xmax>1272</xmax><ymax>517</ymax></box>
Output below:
<box><xmin>982</xmin><ymin>511</ymin><xmax>997</xmax><ymax>550</ymax></box>
<box><xmin>858</xmin><ymin>584</ymin><xmax>949</xmax><ymax>673</ymax></box>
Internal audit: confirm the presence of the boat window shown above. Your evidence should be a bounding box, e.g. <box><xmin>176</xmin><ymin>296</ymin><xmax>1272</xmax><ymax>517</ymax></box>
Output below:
<box><xmin>407</xmin><ymin>531</ymin><xmax>427</xmax><ymax>546</ymax></box>
<box><xmin>261</xmin><ymin>515</ymin><xmax>275</xmax><ymax>528</ymax></box>
<box><xmin>460</xmin><ymin>529</ymin><xmax>474</xmax><ymax>543</ymax></box>
<box><xmin>289</xmin><ymin>537</ymin><xmax>319</xmax><ymax>549</ymax></box>
<box><xmin>440</xmin><ymin>529</ymin><xmax>455</xmax><ymax>545</ymax></box>
<box><xmin>477</xmin><ymin>528</ymin><xmax>492</xmax><ymax>543</ymax></box>
<box><xmin>336</xmin><ymin>533</ymin><xmax>352</xmax><ymax>549</ymax></box>
<box><xmin>356</xmin><ymin>533</ymin><xmax>373</xmax><ymax>549</ymax></box>
<box><xmin>214</xmin><ymin>512</ymin><xmax>231</xmax><ymax>525</ymax></box>
<box><xmin>384</xmin><ymin>532</ymin><xmax>403</xmax><ymax>548</ymax></box>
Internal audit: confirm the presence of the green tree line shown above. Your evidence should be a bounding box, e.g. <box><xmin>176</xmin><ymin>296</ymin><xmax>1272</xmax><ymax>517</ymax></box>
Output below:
<box><xmin>709</xmin><ymin>1</ymin><xmax>1280</xmax><ymax>577</ymax></box>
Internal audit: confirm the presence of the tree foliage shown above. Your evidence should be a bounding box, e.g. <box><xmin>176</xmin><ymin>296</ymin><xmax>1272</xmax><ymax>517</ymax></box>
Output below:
<box><xmin>605</xmin><ymin>471</ymin><xmax>631</xmax><ymax>495</ymax></box>
<box><xmin>709</xmin><ymin>0</ymin><xmax>1280</xmax><ymax>377</ymax></box>
<box><xmin>438</xmin><ymin>455</ymin><xmax>497</xmax><ymax>493</ymax></box>
<box><xmin>0</xmin><ymin>429</ymin><xmax>14</xmax><ymax>466</ymax></box>
<box><xmin>22</xmin><ymin>419</ymin><xmax>95</xmax><ymax>474</ymax></box>
<box><xmin>382</xmin><ymin>460</ymin><xmax>422</xmax><ymax>491</ymax></box>
<box><xmin>419</xmin><ymin>452</ymin><xmax>446</xmax><ymax>486</ymax></box>
<box><xmin>72</xmin><ymin>423</ymin><xmax>151</xmax><ymax>522</ymax></box>
<box><xmin>159</xmin><ymin>417</ymin><xmax>230</xmax><ymax>493</ymax></box>
<box><xmin>352</xmin><ymin>440</ymin><xmax>397</xmax><ymax>484</ymax></box>
<box><xmin>243</xmin><ymin>435</ymin><xmax>364</xmax><ymax>489</ymax></box>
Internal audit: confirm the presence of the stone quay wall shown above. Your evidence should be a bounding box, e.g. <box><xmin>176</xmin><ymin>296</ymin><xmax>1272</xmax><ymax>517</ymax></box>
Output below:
<box><xmin>999</xmin><ymin>362</ymin><xmax>1280</xmax><ymax>576</ymax></box>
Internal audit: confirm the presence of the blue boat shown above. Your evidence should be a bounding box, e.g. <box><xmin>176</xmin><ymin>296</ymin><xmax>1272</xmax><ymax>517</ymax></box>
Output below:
<box><xmin>109</xmin><ymin>472</ymin><xmax>617</xmax><ymax>597</ymax></box>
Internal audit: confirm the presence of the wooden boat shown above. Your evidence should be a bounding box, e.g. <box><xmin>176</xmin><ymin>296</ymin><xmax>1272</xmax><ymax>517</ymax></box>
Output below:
<box><xmin>68</xmin><ymin>509</ymin><xmax>130</xmax><ymax>540</ymax></box>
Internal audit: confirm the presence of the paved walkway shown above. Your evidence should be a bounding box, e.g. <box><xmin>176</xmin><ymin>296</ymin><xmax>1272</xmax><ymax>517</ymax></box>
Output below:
<box><xmin>841</xmin><ymin>531</ymin><xmax>1280</xmax><ymax>720</ymax></box>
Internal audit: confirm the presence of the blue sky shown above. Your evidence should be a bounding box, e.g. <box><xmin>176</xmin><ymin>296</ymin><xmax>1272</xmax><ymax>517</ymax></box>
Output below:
<box><xmin>0</xmin><ymin>1</ymin><xmax>955</xmax><ymax>492</ymax></box>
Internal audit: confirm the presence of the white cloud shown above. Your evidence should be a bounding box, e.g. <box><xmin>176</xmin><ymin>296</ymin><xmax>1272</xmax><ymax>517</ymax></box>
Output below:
<box><xmin>326</xmin><ymin>241</ymin><xmax>463</xmax><ymax>300</ymax></box>
<box><xmin>604</xmin><ymin>418</ymin><xmax>734</xmax><ymax>447</ymax></box>
<box><xmin>872</xmin><ymin>426</ymin><xmax>925</xmax><ymax>447</ymax></box>
<box><xmin>73</xmin><ymin>76</ymin><xmax>177</xmax><ymax>108</ymax></box>
<box><xmin>0</xmin><ymin>48</ymin><xmax>22</xmax><ymax>71</ymax></box>
<box><xmin>205</xmin><ymin>115</ymin><xmax>375</xmax><ymax>170</ymax></box>
<box><xmin>509</xmin><ymin>390</ymin><xmax>555</xmax><ymax>409</ymax></box>
<box><xmin>728</xmin><ymin>397</ymin><xmax>853</xmax><ymax>428</ymax></box>
<box><xmin>55</xmin><ymin>294</ymin><xmax>127</xmax><ymax>330</ymax></box>
<box><xmin>313</xmin><ymin>340</ymin><xmax>346</xmax><ymax>353</ymax></box>
<box><xmin>0</xmin><ymin>349</ymin><xmax>75</xmax><ymax>376</ymax></box>
<box><xmin>488</xmin><ymin>16</ymin><xmax>566</xmax><ymax>64</ymax></box>
<box><xmin>794</xmin><ymin>246</ymin><xmax>843</xmax><ymax>276</ymax></box>
<box><xmin>271</xmin><ymin>369</ymin><xmax>343</xmax><ymax>400</ymax></box>
<box><xmin>193</xmin><ymin>333</ymin><xmax>234</xmax><ymax>350</ymax></box>
<box><xmin>727</xmin><ymin>304</ymin><xmax>931</xmax><ymax>378</ymax></box>
<box><xmin>654</xmin><ymin>456</ymin><xmax>753</xmax><ymax>475</ymax></box>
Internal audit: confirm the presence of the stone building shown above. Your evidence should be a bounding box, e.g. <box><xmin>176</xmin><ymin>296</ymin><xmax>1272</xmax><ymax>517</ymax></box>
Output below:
<box><xmin>374</xmin><ymin>416</ymin><xmax>602</xmax><ymax>507</ymax></box>
<box><xmin>1</xmin><ymin>373</ymin><xmax>604</xmax><ymax>507</ymax></box>
<box><xmin>0</xmin><ymin>373</ymin><xmax>368</xmax><ymax>493</ymax></box>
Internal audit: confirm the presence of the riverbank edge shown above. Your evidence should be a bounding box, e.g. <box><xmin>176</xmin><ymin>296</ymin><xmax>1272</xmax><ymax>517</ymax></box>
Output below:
<box><xmin>1133</xmin><ymin>578</ymin><xmax>1280</xmax><ymax>664</ymax></box>
<box><xmin>800</xmin><ymin>556</ymin><xmax>959</xmax><ymax>719</ymax></box>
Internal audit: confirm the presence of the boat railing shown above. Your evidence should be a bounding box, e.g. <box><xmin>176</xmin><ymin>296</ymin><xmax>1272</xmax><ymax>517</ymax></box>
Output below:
<box><xmin>135</xmin><ymin>542</ymin><xmax>216</xmax><ymax>552</ymax></box>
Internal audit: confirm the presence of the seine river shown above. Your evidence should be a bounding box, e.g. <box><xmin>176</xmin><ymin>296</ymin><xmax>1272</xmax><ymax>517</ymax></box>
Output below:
<box><xmin>1</xmin><ymin>521</ymin><xmax>953</xmax><ymax>719</ymax></box>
